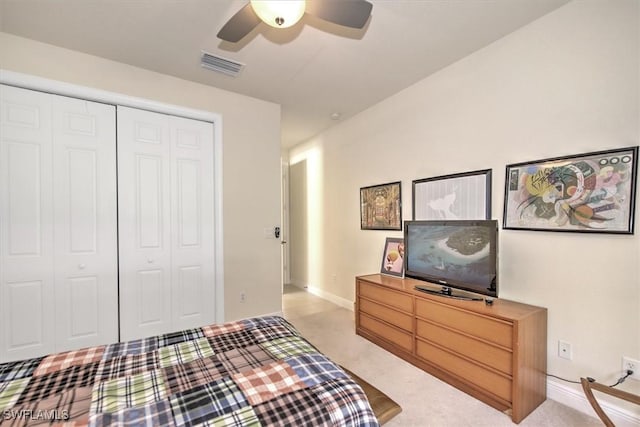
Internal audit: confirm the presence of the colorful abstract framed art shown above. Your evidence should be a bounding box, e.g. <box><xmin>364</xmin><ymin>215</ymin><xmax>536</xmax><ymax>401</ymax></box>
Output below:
<box><xmin>360</xmin><ymin>181</ymin><xmax>402</xmax><ymax>230</ymax></box>
<box><xmin>503</xmin><ymin>146</ymin><xmax>639</xmax><ymax>234</ymax></box>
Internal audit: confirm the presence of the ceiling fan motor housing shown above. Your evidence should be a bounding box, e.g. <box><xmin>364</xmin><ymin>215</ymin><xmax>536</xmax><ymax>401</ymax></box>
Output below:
<box><xmin>250</xmin><ymin>0</ymin><xmax>306</xmax><ymax>29</ymax></box>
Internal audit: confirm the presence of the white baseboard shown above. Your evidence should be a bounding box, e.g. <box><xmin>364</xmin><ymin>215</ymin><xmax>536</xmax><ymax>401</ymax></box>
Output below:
<box><xmin>306</xmin><ymin>286</ymin><xmax>354</xmax><ymax>311</ymax></box>
<box><xmin>547</xmin><ymin>379</ymin><xmax>640</xmax><ymax>426</ymax></box>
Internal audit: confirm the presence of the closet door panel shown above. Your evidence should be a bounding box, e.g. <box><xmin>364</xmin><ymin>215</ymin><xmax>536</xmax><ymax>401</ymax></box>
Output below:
<box><xmin>137</xmin><ymin>155</ymin><xmax>164</xmax><ymax>248</ymax></box>
<box><xmin>177</xmin><ymin>159</ymin><xmax>200</xmax><ymax>246</ymax></box>
<box><xmin>0</xmin><ymin>85</ymin><xmax>55</xmax><ymax>362</ymax></box>
<box><xmin>52</xmin><ymin>95</ymin><xmax>118</xmax><ymax>351</ymax></box>
<box><xmin>118</xmin><ymin>106</ymin><xmax>172</xmax><ymax>341</ymax></box>
<box><xmin>5</xmin><ymin>281</ymin><xmax>47</xmax><ymax>353</ymax></box>
<box><xmin>170</xmin><ymin>116</ymin><xmax>215</xmax><ymax>331</ymax></box>
<box><xmin>68</xmin><ymin>276</ymin><xmax>99</xmax><ymax>337</ymax></box>
<box><xmin>7</xmin><ymin>142</ymin><xmax>43</xmax><ymax>255</ymax></box>
<box><xmin>138</xmin><ymin>269</ymin><xmax>166</xmax><ymax>324</ymax></box>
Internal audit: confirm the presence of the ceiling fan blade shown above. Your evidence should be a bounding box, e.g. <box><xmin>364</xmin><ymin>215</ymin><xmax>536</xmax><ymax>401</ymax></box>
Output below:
<box><xmin>307</xmin><ymin>0</ymin><xmax>373</xmax><ymax>29</ymax></box>
<box><xmin>217</xmin><ymin>3</ymin><xmax>261</xmax><ymax>42</ymax></box>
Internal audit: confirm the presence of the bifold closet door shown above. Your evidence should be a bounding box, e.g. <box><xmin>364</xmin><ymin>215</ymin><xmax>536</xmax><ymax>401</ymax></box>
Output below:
<box><xmin>169</xmin><ymin>116</ymin><xmax>215</xmax><ymax>333</ymax></box>
<box><xmin>51</xmin><ymin>94</ymin><xmax>118</xmax><ymax>353</ymax></box>
<box><xmin>117</xmin><ymin>107</ymin><xmax>215</xmax><ymax>341</ymax></box>
<box><xmin>0</xmin><ymin>85</ymin><xmax>118</xmax><ymax>362</ymax></box>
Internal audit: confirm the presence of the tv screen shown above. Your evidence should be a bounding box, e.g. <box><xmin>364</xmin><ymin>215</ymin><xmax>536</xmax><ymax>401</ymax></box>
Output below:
<box><xmin>404</xmin><ymin>220</ymin><xmax>498</xmax><ymax>298</ymax></box>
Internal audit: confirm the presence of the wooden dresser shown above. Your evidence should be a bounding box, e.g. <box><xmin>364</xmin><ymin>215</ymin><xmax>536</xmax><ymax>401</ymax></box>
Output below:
<box><xmin>355</xmin><ymin>274</ymin><xmax>547</xmax><ymax>424</ymax></box>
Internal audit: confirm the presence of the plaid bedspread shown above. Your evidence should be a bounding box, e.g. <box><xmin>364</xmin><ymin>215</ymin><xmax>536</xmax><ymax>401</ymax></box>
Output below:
<box><xmin>0</xmin><ymin>316</ymin><xmax>378</xmax><ymax>426</ymax></box>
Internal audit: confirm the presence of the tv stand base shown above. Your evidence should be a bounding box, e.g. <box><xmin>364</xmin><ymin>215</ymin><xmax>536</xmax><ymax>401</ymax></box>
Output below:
<box><xmin>414</xmin><ymin>285</ymin><xmax>484</xmax><ymax>301</ymax></box>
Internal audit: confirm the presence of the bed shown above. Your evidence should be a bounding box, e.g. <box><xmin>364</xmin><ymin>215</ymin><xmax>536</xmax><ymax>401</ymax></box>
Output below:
<box><xmin>0</xmin><ymin>316</ymin><xmax>379</xmax><ymax>426</ymax></box>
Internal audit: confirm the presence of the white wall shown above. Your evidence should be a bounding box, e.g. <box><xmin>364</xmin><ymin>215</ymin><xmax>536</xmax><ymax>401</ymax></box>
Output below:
<box><xmin>0</xmin><ymin>32</ymin><xmax>283</xmax><ymax>322</ymax></box>
<box><xmin>289</xmin><ymin>0</ymin><xmax>640</xmax><ymax>409</ymax></box>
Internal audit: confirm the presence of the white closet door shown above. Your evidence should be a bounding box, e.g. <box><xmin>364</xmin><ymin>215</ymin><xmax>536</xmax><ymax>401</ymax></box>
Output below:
<box><xmin>170</xmin><ymin>116</ymin><xmax>215</xmax><ymax>331</ymax></box>
<box><xmin>1</xmin><ymin>85</ymin><xmax>118</xmax><ymax>362</ymax></box>
<box><xmin>118</xmin><ymin>106</ymin><xmax>172</xmax><ymax>341</ymax></box>
<box><xmin>52</xmin><ymin>95</ymin><xmax>118</xmax><ymax>352</ymax></box>
<box><xmin>0</xmin><ymin>85</ymin><xmax>55</xmax><ymax>362</ymax></box>
<box><xmin>118</xmin><ymin>107</ymin><xmax>215</xmax><ymax>341</ymax></box>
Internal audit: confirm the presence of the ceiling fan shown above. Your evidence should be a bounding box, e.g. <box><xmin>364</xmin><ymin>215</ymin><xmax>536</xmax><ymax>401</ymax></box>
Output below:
<box><xmin>217</xmin><ymin>0</ymin><xmax>373</xmax><ymax>43</ymax></box>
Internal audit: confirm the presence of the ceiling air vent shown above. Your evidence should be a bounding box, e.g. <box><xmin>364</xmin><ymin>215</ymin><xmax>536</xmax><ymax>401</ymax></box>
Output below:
<box><xmin>200</xmin><ymin>51</ymin><xmax>245</xmax><ymax>77</ymax></box>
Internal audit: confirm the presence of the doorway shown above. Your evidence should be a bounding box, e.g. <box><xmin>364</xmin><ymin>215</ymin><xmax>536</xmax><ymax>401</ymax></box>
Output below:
<box><xmin>283</xmin><ymin>159</ymin><xmax>308</xmax><ymax>293</ymax></box>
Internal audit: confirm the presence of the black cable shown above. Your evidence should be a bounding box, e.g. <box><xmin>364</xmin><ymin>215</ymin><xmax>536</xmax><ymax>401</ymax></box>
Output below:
<box><xmin>547</xmin><ymin>370</ymin><xmax>634</xmax><ymax>388</ymax></box>
<box><xmin>608</xmin><ymin>370</ymin><xmax>634</xmax><ymax>387</ymax></box>
<box><xmin>546</xmin><ymin>373</ymin><xmax>581</xmax><ymax>384</ymax></box>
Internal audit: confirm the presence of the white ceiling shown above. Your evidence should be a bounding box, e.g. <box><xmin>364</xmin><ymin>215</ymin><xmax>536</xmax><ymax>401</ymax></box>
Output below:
<box><xmin>0</xmin><ymin>0</ymin><xmax>570</xmax><ymax>148</ymax></box>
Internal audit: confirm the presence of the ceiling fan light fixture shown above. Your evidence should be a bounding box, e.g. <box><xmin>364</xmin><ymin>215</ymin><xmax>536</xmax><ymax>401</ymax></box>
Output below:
<box><xmin>250</xmin><ymin>0</ymin><xmax>305</xmax><ymax>28</ymax></box>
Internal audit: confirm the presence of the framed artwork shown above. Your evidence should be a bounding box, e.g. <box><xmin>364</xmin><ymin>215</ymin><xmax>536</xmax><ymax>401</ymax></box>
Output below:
<box><xmin>503</xmin><ymin>146</ymin><xmax>639</xmax><ymax>234</ymax></box>
<box><xmin>412</xmin><ymin>169</ymin><xmax>492</xmax><ymax>220</ymax></box>
<box><xmin>360</xmin><ymin>181</ymin><xmax>402</xmax><ymax>230</ymax></box>
<box><xmin>380</xmin><ymin>237</ymin><xmax>404</xmax><ymax>277</ymax></box>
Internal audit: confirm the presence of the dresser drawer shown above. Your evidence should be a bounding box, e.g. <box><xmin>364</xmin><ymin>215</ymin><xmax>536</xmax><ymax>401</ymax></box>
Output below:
<box><xmin>415</xmin><ymin>298</ymin><xmax>512</xmax><ymax>348</ymax></box>
<box><xmin>416</xmin><ymin>319</ymin><xmax>512</xmax><ymax>375</ymax></box>
<box><xmin>359</xmin><ymin>313</ymin><xmax>412</xmax><ymax>352</ymax></box>
<box><xmin>416</xmin><ymin>339</ymin><xmax>512</xmax><ymax>403</ymax></box>
<box><xmin>359</xmin><ymin>281</ymin><xmax>412</xmax><ymax>313</ymax></box>
<box><xmin>360</xmin><ymin>298</ymin><xmax>412</xmax><ymax>332</ymax></box>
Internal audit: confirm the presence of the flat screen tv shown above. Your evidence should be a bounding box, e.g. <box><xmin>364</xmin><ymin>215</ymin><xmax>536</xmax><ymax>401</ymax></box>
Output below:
<box><xmin>404</xmin><ymin>220</ymin><xmax>498</xmax><ymax>299</ymax></box>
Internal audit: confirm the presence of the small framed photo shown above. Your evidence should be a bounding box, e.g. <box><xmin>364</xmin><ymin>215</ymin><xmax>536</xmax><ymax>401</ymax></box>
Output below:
<box><xmin>360</xmin><ymin>181</ymin><xmax>402</xmax><ymax>230</ymax></box>
<box><xmin>380</xmin><ymin>237</ymin><xmax>404</xmax><ymax>277</ymax></box>
<box><xmin>412</xmin><ymin>169</ymin><xmax>492</xmax><ymax>220</ymax></box>
<box><xmin>503</xmin><ymin>146</ymin><xmax>638</xmax><ymax>234</ymax></box>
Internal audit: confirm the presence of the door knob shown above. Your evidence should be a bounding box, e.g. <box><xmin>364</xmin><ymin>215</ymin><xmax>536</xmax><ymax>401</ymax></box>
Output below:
<box><xmin>147</xmin><ymin>258</ymin><xmax>154</xmax><ymax>264</ymax></box>
<box><xmin>78</xmin><ymin>264</ymin><xmax>86</xmax><ymax>270</ymax></box>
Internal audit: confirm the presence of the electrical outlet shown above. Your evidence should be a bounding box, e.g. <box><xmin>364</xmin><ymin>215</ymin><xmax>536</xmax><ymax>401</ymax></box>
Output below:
<box><xmin>622</xmin><ymin>356</ymin><xmax>639</xmax><ymax>380</ymax></box>
<box><xmin>240</xmin><ymin>291</ymin><xmax>246</xmax><ymax>303</ymax></box>
<box><xmin>558</xmin><ymin>340</ymin><xmax>572</xmax><ymax>360</ymax></box>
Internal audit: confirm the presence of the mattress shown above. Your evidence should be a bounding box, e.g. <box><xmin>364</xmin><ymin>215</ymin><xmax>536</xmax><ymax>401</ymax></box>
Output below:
<box><xmin>0</xmin><ymin>316</ymin><xmax>379</xmax><ymax>426</ymax></box>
